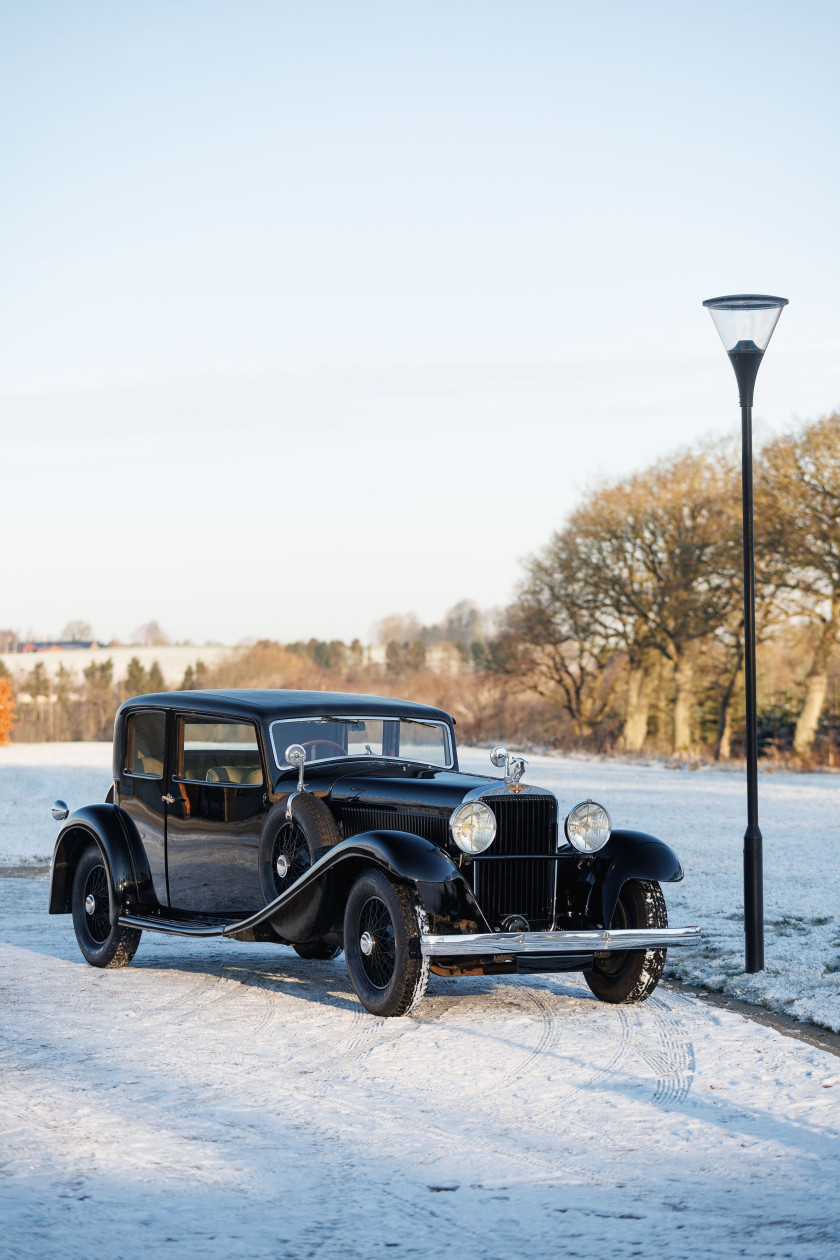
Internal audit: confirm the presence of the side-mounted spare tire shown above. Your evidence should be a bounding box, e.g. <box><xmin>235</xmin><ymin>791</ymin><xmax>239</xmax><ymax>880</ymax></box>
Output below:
<box><xmin>258</xmin><ymin>793</ymin><xmax>342</xmax><ymax>946</ymax></box>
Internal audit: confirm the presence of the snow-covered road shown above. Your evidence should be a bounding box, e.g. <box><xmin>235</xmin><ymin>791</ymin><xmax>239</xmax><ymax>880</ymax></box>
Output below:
<box><xmin>2</xmin><ymin>873</ymin><xmax>839</xmax><ymax>1260</ymax></box>
<box><xmin>3</xmin><ymin>741</ymin><xmax>839</xmax><ymax>1028</ymax></box>
<box><xmin>2</xmin><ymin>743</ymin><xmax>839</xmax><ymax>1258</ymax></box>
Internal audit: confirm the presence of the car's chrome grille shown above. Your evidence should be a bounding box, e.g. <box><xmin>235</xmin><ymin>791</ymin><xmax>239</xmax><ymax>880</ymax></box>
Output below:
<box><xmin>340</xmin><ymin>805</ymin><xmax>448</xmax><ymax>846</ymax></box>
<box><xmin>486</xmin><ymin>796</ymin><xmax>558</xmax><ymax>856</ymax></box>
<box><xmin>476</xmin><ymin>796</ymin><xmax>558</xmax><ymax>929</ymax></box>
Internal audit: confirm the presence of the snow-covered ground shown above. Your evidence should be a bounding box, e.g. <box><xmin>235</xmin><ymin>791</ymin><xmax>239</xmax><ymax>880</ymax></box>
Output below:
<box><xmin>2</xmin><ymin>875</ymin><xmax>840</xmax><ymax>1259</ymax></box>
<box><xmin>2</xmin><ymin>743</ymin><xmax>840</xmax><ymax>1257</ymax></box>
<box><xmin>3</xmin><ymin>741</ymin><xmax>838</xmax><ymax>1031</ymax></box>
<box><xmin>0</xmin><ymin>742</ymin><xmax>115</xmax><ymax>871</ymax></box>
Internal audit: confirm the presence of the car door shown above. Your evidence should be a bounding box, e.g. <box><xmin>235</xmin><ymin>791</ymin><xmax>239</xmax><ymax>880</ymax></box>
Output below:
<box><xmin>118</xmin><ymin>707</ymin><xmax>170</xmax><ymax>906</ymax></box>
<box><xmin>165</xmin><ymin>712</ymin><xmax>268</xmax><ymax>913</ymax></box>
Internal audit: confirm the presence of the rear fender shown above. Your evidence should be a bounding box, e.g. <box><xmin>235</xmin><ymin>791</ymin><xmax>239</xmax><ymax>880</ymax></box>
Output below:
<box><xmin>48</xmin><ymin>804</ymin><xmax>156</xmax><ymax>915</ymax></box>
<box><xmin>592</xmin><ymin>829</ymin><xmax>684</xmax><ymax>928</ymax></box>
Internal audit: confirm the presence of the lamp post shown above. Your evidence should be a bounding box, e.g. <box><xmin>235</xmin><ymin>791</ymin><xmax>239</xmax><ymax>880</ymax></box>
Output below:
<box><xmin>703</xmin><ymin>293</ymin><xmax>788</xmax><ymax>974</ymax></box>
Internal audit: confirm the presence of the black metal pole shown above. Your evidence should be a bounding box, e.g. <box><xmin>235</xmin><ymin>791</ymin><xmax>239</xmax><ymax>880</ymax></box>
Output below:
<box><xmin>740</xmin><ymin>396</ymin><xmax>764</xmax><ymax>972</ymax></box>
<box><xmin>705</xmin><ymin>297</ymin><xmax>788</xmax><ymax>977</ymax></box>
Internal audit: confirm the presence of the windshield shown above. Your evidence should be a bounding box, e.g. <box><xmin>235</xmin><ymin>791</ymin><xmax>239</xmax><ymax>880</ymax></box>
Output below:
<box><xmin>269</xmin><ymin>716</ymin><xmax>452</xmax><ymax>770</ymax></box>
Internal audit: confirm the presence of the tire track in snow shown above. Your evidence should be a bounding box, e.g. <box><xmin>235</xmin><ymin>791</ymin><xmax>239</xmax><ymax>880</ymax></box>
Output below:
<box><xmin>130</xmin><ymin>942</ymin><xmax>241</xmax><ymax>1022</ymax></box>
<box><xmin>637</xmin><ymin>991</ymin><xmax>697</xmax><ymax>1106</ymax></box>
<box><xmin>319</xmin><ymin>983</ymin><xmax>641</xmax><ymax>1194</ymax></box>
<box><xmin>258</xmin><ymin>982</ymin><xmax>586</xmax><ymax>1199</ymax></box>
<box><xmin>399</xmin><ymin>983</ymin><xmax>562</xmax><ymax>1103</ymax></box>
<box><xmin>523</xmin><ymin>995</ymin><xmax>636</xmax><ymax>1117</ymax></box>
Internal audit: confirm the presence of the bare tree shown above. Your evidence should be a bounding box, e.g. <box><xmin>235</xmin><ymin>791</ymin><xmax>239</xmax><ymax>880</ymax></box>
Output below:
<box><xmin>501</xmin><ymin>528</ymin><xmax>622</xmax><ymax>740</ymax></box>
<box><xmin>374</xmin><ymin>613</ymin><xmax>422</xmax><ymax>646</ymax></box>
<box><xmin>759</xmin><ymin>413</ymin><xmax>840</xmax><ymax>756</ymax></box>
<box><xmin>131</xmin><ymin>621</ymin><xmax>170</xmax><ymax>647</ymax></box>
<box><xmin>61</xmin><ymin>620</ymin><xmax>94</xmax><ymax>642</ymax></box>
<box><xmin>442</xmin><ymin>600</ymin><xmax>487</xmax><ymax>645</ymax></box>
<box><xmin>567</xmin><ymin>444</ymin><xmax>741</xmax><ymax>755</ymax></box>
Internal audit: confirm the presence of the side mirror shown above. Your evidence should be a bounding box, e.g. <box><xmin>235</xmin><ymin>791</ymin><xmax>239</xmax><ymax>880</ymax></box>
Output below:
<box><xmin>285</xmin><ymin>744</ymin><xmax>307</xmax><ymax>794</ymax></box>
<box><xmin>52</xmin><ymin>800</ymin><xmax>69</xmax><ymax>822</ymax></box>
<box><xmin>285</xmin><ymin>743</ymin><xmax>306</xmax><ymax>768</ymax></box>
<box><xmin>490</xmin><ymin>746</ymin><xmax>508</xmax><ymax>769</ymax></box>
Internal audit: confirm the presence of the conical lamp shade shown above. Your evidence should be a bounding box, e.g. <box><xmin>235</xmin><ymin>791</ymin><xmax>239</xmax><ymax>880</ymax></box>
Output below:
<box><xmin>703</xmin><ymin>294</ymin><xmax>788</xmax><ymax>405</ymax></box>
<box><xmin>703</xmin><ymin>294</ymin><xmax>787</xmax><ymax>353</ymax></box>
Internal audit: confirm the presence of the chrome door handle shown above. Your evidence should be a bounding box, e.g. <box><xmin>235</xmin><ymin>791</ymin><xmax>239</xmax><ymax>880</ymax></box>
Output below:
<box><xmin>162</xmin><ymin>794</ymin><xmax>176</xmax><ymax>804</ymax></box>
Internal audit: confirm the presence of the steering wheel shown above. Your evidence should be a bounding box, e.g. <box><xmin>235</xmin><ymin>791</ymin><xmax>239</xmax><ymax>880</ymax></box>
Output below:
<box><xmin>299</xmin><ymin>739</ymin><xmax>347</xmax><ymax>757</ymax></box>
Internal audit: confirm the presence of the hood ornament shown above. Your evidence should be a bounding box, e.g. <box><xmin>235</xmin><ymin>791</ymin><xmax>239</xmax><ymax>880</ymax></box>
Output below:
<box><xmin>490</xmin><ymin>745</ymin><xmax>527</xmax><ymax>786</ymax></box>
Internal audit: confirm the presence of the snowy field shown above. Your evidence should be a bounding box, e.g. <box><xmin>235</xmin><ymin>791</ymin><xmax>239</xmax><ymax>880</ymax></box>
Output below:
<box><xmin>0</xmin><ymin>644</ymin><xmax>231</xmax><ymax>686</ymax></box>
<box><xmin>2</xmin><ymin>743</ymin><xmax>840</xmax><ymax>1258</ymax></box>
<box><xmin>3</xmin><ymin>741</ymin><xmax>839</xmax><ymax>1031</ymax></box>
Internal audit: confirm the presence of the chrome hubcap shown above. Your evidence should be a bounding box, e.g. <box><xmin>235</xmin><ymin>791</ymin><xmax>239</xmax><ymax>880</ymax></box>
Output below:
<box><xmin>275</xmin><ymin>854</ymin><xmax>290</xmax><ymax>879</ymax></box>
<box><xmin>359</xmin><ymin>930</ymin><xmax>375</xmax><ymax>956</ymax></box>
<box><xmin>84</xmin><ymin>893</ymin><xmax>96</xmax><ymax>916</ymax></box>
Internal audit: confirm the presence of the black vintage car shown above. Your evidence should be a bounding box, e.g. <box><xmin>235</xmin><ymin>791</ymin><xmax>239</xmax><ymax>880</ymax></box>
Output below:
<box><xmin>49</xmin><ymin>689</ymin><xmax>700</xmax><ymax>1016</ymax></box>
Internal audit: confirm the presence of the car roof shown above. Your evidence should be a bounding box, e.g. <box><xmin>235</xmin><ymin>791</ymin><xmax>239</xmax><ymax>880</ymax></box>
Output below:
<box><xmin>118</xmin><ymin>689</ymin><xmax>454</xmax><ymax>725</ymax></box>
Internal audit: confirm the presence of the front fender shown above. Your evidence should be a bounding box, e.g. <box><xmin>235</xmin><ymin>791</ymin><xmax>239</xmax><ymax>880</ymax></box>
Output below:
<box><xmin>48</xmin><ymin>804</ymin><xmax>156</xmax><ymax>915</ymax></box>
<box><xmin>263</xmin><ymin>830</ymin><xmax>491</xmax><ymax>938</ymax></box>
<box><xmin>593</xmin><ymin>829</ymin><xmax>684</xmax><ymax>929</ymax></box>
<box><xmin>341</xmin><ymin>830</ymin><xmax>492</xmax><ymax>931</ymax></box>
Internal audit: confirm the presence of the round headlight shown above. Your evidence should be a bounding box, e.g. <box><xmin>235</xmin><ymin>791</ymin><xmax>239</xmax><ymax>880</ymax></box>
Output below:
<box><xmin>564</xmin><ymin>800</ymin><xmax>611</xmax><ymax>853</ymax></box>
<box><xmin>450</xmin><ymin>800</ymin><xmax>497</xmax><ymax>854</ymax></box>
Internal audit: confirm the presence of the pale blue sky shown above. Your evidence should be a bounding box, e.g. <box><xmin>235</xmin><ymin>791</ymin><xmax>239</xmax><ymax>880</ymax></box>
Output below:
<box><xmin>2</xmin><ymin>1</ymin><xmax>839</xmax><ymax>643</ymax></box>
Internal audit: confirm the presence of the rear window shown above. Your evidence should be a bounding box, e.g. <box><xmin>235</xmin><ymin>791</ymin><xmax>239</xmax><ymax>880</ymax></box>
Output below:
<box><xmin>125</xmin><ymin>711</ymin><xmax>166</xmax><ymax>778</ymax></box>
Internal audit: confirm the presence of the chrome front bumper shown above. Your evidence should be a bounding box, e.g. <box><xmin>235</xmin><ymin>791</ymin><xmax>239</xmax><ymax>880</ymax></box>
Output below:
<box><xmin>420</xmin><ymin>926</ymin><xmax>702</xmax><ymax>958</ymax></box>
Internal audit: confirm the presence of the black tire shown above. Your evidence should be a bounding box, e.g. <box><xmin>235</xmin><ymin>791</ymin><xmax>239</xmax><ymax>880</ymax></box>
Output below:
<box><xmin>71</xmin><ymin>843</ymin><xmax>142</xmax><ymax>969</ymax></box>
<box><xmin>344</xmin><ymin>868</ymin><xmax>429</xmax><ymax>1017</ymax></box>
<box><xmin>584</xmin><ymin>879</ymin><xmax>667</xmax><ymax>1005</ymax></box>
<box><xmin>293</xmin><ymin>940</ymin><xmax>343</xmax><ymax>961</ymax></box>
<box><xmin>258</xmin><ymin>794</ymin><xmax>341</xmax><ymax>943</ymax></box>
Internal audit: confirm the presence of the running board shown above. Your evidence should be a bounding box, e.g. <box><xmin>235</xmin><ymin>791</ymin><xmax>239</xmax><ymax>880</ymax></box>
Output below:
<box><xmin>118</xmin><ymin>841</ymin><xmax>360</xmax><ymax>938</ymax></box>
<box><xmin>118</xmin><ymin>914</ymin><xmax>236</xmax><ymax>937</ymax></box>
<box><xmin>421</xmin><ymin>926</ymin><xmax>702</xmax><ymax>958</ymax></box>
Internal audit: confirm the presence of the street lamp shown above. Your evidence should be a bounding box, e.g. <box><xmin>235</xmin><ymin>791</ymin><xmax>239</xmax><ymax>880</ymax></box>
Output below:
<box><xmin>703</xmin><ymin>293</ymin><xmax>788</xmax><ymax>974</ymax></box>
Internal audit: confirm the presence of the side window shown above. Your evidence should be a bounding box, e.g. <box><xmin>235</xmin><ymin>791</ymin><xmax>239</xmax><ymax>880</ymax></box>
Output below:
<box><xmin>177</xmin><ymin>719</ymin><xmax>263</xmax><ymax>786</ymax></box>
<box><xmin>125</xmin><ymin>711</ymin><xmax>166</xmax><ymax>778</ymax></box>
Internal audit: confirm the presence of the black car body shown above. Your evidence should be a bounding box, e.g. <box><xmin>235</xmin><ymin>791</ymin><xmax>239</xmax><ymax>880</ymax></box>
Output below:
<box><xmin>49</xmin><ymin>689</ymin><xmax>700</xmax><ymax>1016</ymax></box>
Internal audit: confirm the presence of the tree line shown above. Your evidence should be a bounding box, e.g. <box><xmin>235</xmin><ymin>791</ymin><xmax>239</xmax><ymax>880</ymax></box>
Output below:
<box><xmin>496</xmin><ymin>412</ymin><xmax>840</xmax><ymax>760</ymax></box>
<box><xmin>3</xmin><ymin>411</ymin><xmax>839</xmax><ymax>761</ymax></box>
<box><xmin>0</xmin><ymin>657</ymin><xmax>172</xmax><ymax>742</ymax></box>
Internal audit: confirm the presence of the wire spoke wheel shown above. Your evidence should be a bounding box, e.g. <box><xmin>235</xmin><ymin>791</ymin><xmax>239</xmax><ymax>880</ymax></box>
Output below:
<box><xmin>343</xmin><ymin>869</ymin><xmax>429</xmax><ymax>1017</ymax></box>
<box><xmin>71</xmin><ymin>843</ymin><xmax>142</xmax><ymax>969</ymax></box>
<box><xmin>357</xmin><ymin>895</ymin><xmax>397</xmax><ymax>990</ymax></box>
<box><xmin>84</xmin><ymin>864</ymin><xmax>112</xmax><ymax>944</ymax></box>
